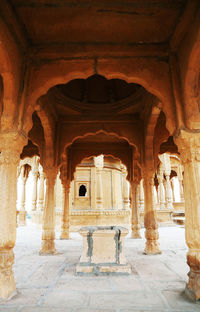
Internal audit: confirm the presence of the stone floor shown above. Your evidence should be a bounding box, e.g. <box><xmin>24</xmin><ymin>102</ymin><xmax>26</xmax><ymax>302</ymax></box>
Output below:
<box><xmin>0</xmin><ymin>224</ymin><xmax>199</xmax><ymax>312</ymax></box>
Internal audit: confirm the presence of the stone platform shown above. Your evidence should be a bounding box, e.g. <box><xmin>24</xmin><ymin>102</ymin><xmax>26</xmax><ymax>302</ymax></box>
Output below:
<box><xmin>76</xmin><ymin>226</ymin><xmax>131</xmax><ymax>275</ymax></box>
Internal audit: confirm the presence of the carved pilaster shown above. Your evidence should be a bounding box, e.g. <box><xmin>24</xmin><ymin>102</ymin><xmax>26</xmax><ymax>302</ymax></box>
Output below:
<box><xmin>142</xmin><ymin>168</ymin><xmax>161</xmax><ymax>255</ymax></box>
<box><xmin>131</xmin><ymin>182</ymin><xmax>141</xmax><ymax>239</ymax></box>
<box><xmin>174</xmin><ymin>131</ymin><xmax>200</xmax><ymax>301</ymax></box>
<box><xmin>40</xmin><ymin>167</ymin><xmax>57</xmax><ymax>254</ymax></box>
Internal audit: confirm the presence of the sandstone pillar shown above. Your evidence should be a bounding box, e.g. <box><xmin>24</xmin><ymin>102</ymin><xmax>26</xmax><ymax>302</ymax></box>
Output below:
<box><xmin>60</xmin><ymin>182</ymin><xmax>70</xmax><ymax>239</ymax></box>
<box><xmin>178</xmin><ymin>165</ymin><xmax>184</xmax><ymax>202</ymax></box>
<box><xmin>122</xmin><ymin>170</ymin><xmax>130</xmax><ymax>210</ymax></box>
<box><xmin>0</xmin><ymin>133</ymin><xmax>25</xmax><ymax>299</ymax></box>
<box><xmin>161</xmin><ymin>153</ymin><xmax>173</xmax><ymax>210</ymax></box>
<box><xmin>37</xmin><ymin>168</ymin><xmax>45</xmax><ymax>210</ymax></box>
<box><xmin>175</xmin><ymin>131</ymin><xmax>200</xmax><ymax>300</ymax></box>
<box><xmin>131</xmin><ymin>182</ymin><xmax>141</xmax><ymax>239</ymax></box>
<box><xmin>18</xmin><ymin>166</ymin><xmax>27</xmax><ymax>226</ymax></box>
<box><xmin>31</xmin><ymin>167</ymin><xmax>38</xmax><ymax>211</ymax></box>
<box><xmin>40</xmin><ymin>167</ymin><xmax>57</xmax><ymax>254</ymax></box>
<box><xmin>171</xmin><ymin>177</ymin><xmax>176</xmax><ymax>202</ymax></box>
<box><xmin>165</xmin><ymin>173</ymin><xmax>173</xmax><ymax>210</ymax></box>
<box><xmin>143</xmin><ymin>169</ymin><xmax>161</xmax><ymax>255</ymax></box>
<box><xmin>139</xmin><ymin>179</ymin><xmax>144</xmax><ymax>210</ymax></box>
<box><xmin>157</xmin><ymin>168</ymin><xmax>165</xmax><ymax>209</ymax></box>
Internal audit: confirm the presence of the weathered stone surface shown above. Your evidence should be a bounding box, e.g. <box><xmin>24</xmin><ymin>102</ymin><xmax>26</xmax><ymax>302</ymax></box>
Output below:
<box><xmin>76</xmin><ymin>226</ymin><xmax>130</xmax><ymax>275</ymax></box>
<box><xmin>0</xmin><ymin>0</ymin><xmax>200</xmax><ymax>302</ymax></box>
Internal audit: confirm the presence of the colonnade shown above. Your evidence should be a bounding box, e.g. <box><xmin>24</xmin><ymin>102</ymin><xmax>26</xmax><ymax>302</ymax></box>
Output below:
<box><xmin>17</xmin><ymin>157</ymin><xmax>46</xmax><ymax>226</ymax></box>
<box><xmin>1</xmin><ymin>138</ymin><xmax>199</xmax><ymax>300</ymax></box>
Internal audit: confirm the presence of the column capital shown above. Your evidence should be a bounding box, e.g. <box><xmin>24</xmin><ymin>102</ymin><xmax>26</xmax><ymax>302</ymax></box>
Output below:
<box><xmin>142</xmin><ymin>169</ymin><xmax>155</xmax><ymax>186</ymax></box>
<box><xmin>43</xmin><ymin>166</ymin><xmax>57</xmax><ymax>181</ymax></box>
<box><xmin>62</xmin><ymin>180</ymin><xmax>70</xmax><ymax>192</ymax></box>
<box><xmin>0</xmin><ymin>131</ymin><xmax>27</xmax><ymax>160</ymax></box>
<box><xmin>174</xmin><ymin>130</ymin><xmax>200</xmax><ymax>164</ymax></box>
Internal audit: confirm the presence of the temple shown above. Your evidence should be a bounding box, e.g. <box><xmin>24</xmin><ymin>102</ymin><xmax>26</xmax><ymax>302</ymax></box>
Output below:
<box><xmin>0</xmin><ymin>0</ymin><xmax>200</xmax><ymax>303</ymax></box>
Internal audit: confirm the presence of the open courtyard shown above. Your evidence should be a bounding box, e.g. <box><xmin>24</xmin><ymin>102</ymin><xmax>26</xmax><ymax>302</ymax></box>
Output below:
<box><xmin>0</xmin><ymin>224</ymin><xmax>199</xmax><ymax>312</ymax></box>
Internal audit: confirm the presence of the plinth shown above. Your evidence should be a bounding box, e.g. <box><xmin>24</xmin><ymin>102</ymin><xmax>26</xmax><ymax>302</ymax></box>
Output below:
<box><xmin>76</xmin><ymin>226</ymin><xmax>131</xmax><ymax>275</ymax></box>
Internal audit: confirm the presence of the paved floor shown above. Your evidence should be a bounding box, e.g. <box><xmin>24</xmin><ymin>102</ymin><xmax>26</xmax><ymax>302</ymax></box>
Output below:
<box><xmin>0</xmin><ymin>224</ymin><xmax>199</xmax><ymax>312</ymax></box>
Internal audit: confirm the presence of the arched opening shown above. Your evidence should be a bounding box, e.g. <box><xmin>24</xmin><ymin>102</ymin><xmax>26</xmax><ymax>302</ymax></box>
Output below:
<box><xmin>79</xmin><ymin>184</ymin><xmax>87</xmax><ymax>197</ymax></box>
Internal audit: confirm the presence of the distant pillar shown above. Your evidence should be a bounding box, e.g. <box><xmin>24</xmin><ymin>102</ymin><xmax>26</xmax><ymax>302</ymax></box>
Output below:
<box><xmin>37</xmin><ymin>168</ymin><xmax>45</xmax><ymax>210</ymax></box>
<box><xmin>143</xmin><ymin>168</ymin><xmax>161</xmax><ymax>255</ymax></box>
<box><xmin>165</xmin><ymin>173</ymin><xmax>173</xmax><ymax>209</ymax></box>
<box><xmin>40</xmin><ymin>167</ymin><xmax>57</xmax><ymax>254</ymax></box>
<box><xmin>171</xmin><ymin>177</ymin><xmax>176</xmax><ymax>202</ymax></box>
<box><xmin>18</xmin><ymin>166</ymin><xmax>28</xmax><ymax>226</ymax></box>
<box><xmin>60</xmin><ymin>181</ymin><xmax>70</xmax><ymax>239</ymax></box>
<box><xmin>178</xmin><ymin>165</ymin><xmax>184</xmax><ymax>202</ymax></box>
<box><xmin>158</xmin><ymin>167</ymin><xmax>165</xmax><ymax>209</ymax></box>
<box><xmin>31</xmin><ymin>167</ymin><xmax>39</xmax><ymax>211</ymax></box>
<box><xmin>122</xmin><ymin>168</ymin><xmax>130</xmax><ymax>209</ymax></box>
<box><xmin>131</xmin><ymin>182</ymin><xmax>141</xmax><ymax>239</ymax></box>
<box><xmin>139</xmin><ymin>179</ymin><xmax>144</xmax><ymax>210</ymax></box>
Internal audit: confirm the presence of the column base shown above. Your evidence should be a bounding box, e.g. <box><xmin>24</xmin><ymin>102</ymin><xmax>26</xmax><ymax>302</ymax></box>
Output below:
<box><xmin>144</xmin><ymin>228</ymin><xmax>161</xmax><ymax>255</ymax></box>
<box><xmin>131</xmin><ymin>226</ymin><xmax>142</xmax><ymax>239</ymax></box>
<box><xmin>18</xmin><ymin>211</ymin><xmax>26</xmax><ymax>226</ymax></box>
<box><xmin>144</xmin><ymin>240</ymin><xmax>161</xmax><ymax>255</ymax></box>
<box><xmin>185</xmin><ymin>269</ymin><xmax>200</xmax><ymax>301</ymax></box>
<box><xmin>39</xmin><ymin>239</ymin><xmax>56</xmax><ymax>255</ymax></box>
<box><xmin>0</xmin><ymin>250</ymin><xmax>16</xmax><ymax>300</ymax></box>
<box><xmin>60</xmin><ymin>229</ymin><xmax>70</xmax><ymax>240</ymax></box>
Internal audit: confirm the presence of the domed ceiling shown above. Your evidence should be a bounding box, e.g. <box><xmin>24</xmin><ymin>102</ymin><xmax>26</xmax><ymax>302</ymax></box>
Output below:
<box><xmin>44</xmin><ymin>75</ymin><xmax>150</xmax><ymax>118</ymax></box>
<box><xmin>56</xmin><ymin>75</ymin><xmax>142</xmax><ymax>104</ymax></box>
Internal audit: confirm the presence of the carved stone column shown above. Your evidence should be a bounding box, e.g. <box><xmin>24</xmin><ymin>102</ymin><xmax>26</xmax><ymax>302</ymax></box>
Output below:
<box><xmin>60</xmin><ymin>181</ymin><xmax>70</xmax><ymax>239</ymax></box>
<box><xmin>143</xmin><ymin>168</ymin><xmax>161</xmax><ymax>255</ymax></box>
<box><xmin>40</xmin><ymin>167</ymin><xmax>57</xmax><ymax>254</ymax></box>
<box><xmin>0</xmin><ymin>133</ymin><xmax>26</xmax><ymax>299</ymax></box>
<box><xmin>122</xmin><ymin>168</ymin><xmax>130</xmax><ymax>210</ymax></box>
<box><xmin>171</xmin><ymin>177</ymin><xmax>176</xmax><ymax>202</ymax></box>
<box><xmin>165</xmin><ymin>174</ymin><xmax>173</xmax><ymax>209</ymax></box>
<box><xmin>157</xmin><ymin>167</ymin><xmax>165</xmax><ymax>209</ymax></box>
<box><xmin>18</xmin><ymin>166</ymin><xmax>27</xmax><ymax>226</ymax></box>
<box><xmin>139</xmin><ymin>179</ymin><xmax>144</xmax><ymax>210</ymax></box>
<box><xmin>37</xmin><ymin>168</ymin><xmax>45</xmax><ymax>210</ymax></box>
<box><xmin>160</xmin><ymin>153</ymin><xmax>173</xmax><ymax>210</ymax></box>
<box><xmin>31</xmin><ymin>167</ymin><xmax>39</xmax><ymax>211</ymax></box>
<box><xmin>131</xmin><ymin>182</ymin><xmax>141</xmax><ymax>239</ymax></box>
<box><xmin>175</xmin><ymin>131</ymin><xmax>200</xmax><ymax>301</ymax></box>
<box><xmin>178</xmin><ymin>164</ymin><xmax>184</xmax><ymax>202</ymax></box>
